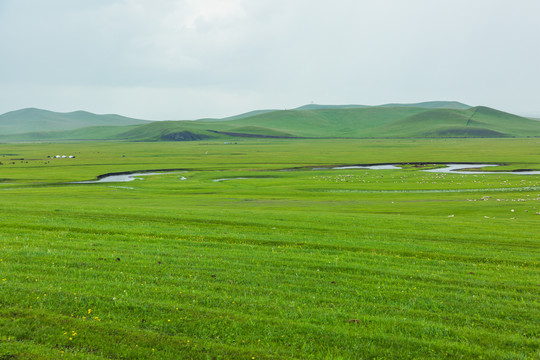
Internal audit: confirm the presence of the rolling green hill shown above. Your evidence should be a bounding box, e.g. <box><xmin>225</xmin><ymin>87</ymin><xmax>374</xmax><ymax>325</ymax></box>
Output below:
<box><xmin>294</xmin><ymin>104</ymin><xmax>369</xmax><ymax>111</ymax></box>
<box><xmin>2</xmin><ymin>103</ymin><xmax>540</xmax><ymax>141</ymax></box>
<box><xmin>117</xmin><ymin>120</ymin><xmax>227</xmax><ymax>141</ymax></box>
<box><xmin>198</xmin><ymin>101</ymin><xmax>470</xmax><ymax>121</ymax></box>
<box><xmin>0</xmin><ymin>125</ymin><xmax>144</xmax><ymax>142</ymax></box>
<box><xmin>374</xmin><ymin>106</ymin><xmax>540</xmax><ymax>138</ymax></box>
<box><xmin>378</xmin><ymin>100</ymin><xmax>471</xmax><ymax>110</ymax></box>
<box><xmin>110</xmin><ymin>105</ymin><xmax>540</xmax><ymax>141</ymax></box>
<box><xmin>216</xmin><ymin>107</ymin><xmax>428</xmax><ymax>137</ymax></box>
<box><xmin>295</xmin><ymin>101</ymin><xmax>471</xmax><ymax>111</ymax></box>
<box><xmin>202</xmin><ymin>109</ymin><xmax>280</xmax><ymax>122</ymax></box>
<box><xmin>0</xmin><ymin>108</ymin><xmax>151</xmax><ymax>135</ymax></box>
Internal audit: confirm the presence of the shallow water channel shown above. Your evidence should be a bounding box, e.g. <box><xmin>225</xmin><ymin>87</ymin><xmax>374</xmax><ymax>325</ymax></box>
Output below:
<box><xmin>421</xmin><ymin>164</ymin><xmax>540</xmax><ymax>175</ymax></box>
<box><xmin>73</xmin><ymin>172</ymin><xmax>187</xmax><ymax>184</ymax></box>
<box><xmin>77</xmin><ymin>163</ymin><xmax>540</xmax><ymax>184</ymax></box>
<box><xmin>331</xmin><ymin>163</ymin><xmax>540</xmax><ymax>174</ymax></box>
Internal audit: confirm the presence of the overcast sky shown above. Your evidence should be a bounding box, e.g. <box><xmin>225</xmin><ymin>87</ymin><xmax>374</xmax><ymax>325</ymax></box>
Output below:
<box><xmin>1</xmin><ymin>0</ymin><xmax>539</xmax><ymax>120</ymax></box>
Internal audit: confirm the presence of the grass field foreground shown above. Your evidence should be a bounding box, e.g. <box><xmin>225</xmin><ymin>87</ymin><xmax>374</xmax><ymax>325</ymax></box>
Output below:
<box><xmin>0</xmin><ymin>139</ymin><xmax>539</xmax><ymax>359</ymax></box>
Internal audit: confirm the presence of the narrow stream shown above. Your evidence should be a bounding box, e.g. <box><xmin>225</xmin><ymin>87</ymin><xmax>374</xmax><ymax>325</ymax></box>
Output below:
<box><xmin>421</xmin><ymin>164</ymin><xmax>540</xmax><ymax>174</ymax></box>
<box><xmin>72</xmin><ymin>163</ymin><xmax>540</xmax><ymax>184</ymax></box>
<box><xmin>72</xmin><ymin>172</ymin><xmax>187</xmax><ymax>184</ymax></box>
<box><xmin>332</xmin><ymin>163</ymin><xmax>540</xmax><ymax>175</ymax></box>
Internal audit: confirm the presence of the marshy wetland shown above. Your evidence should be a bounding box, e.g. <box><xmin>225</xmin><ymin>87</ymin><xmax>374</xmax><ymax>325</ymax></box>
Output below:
<box><xmin>0</xmin><ymin>138</ymin><xmax>539</xmax><ymax>359</ymax></box>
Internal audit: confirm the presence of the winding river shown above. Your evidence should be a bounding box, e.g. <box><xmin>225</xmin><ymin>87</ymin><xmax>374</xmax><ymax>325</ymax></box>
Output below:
<box><xmin>76</xmin><ymin>163</ymin><xmax>540</xmax><ymax>184</ymax></box>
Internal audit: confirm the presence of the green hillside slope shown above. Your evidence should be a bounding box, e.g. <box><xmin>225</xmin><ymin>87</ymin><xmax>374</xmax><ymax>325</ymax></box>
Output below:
<box><xmin>466</xmin><ymin>106</ymin><xmax>540</xmax><ymax>135</ymax></box>
<box><xmin>215</xmin><ymin>107</ymin><xmax>427</xmax><ymax>137</ymax></box>
<box><xmin>0</xmin><ymin>108</ymin><xmax>150</xmax><ymax>135</ymax></box>
<box><xmin>0</xmin><ymin>125</ymin><xmax>143</xmax><ymax>142</ymax></box>
<box><xmin>296</xmin><ymin>101</ymin><xmax>470</xmax><ymax>111</ymax></box>
<box><xmin>117</xmin><ymin>121</ymin><xmax>228</xmax><ymax>141</ymax></box>
<box><xmin>294</xmin><ymin>104</ymin><xmax>369</xmax><ymax>111</ymax></box>
<box><xmin>375</xmin><ymin>107</ymin><xmax>540</xmax><ymax>138</ymax></box>
<box><xmin>379</xmin><ymin>101</ymin><xmax>471</xmax><ymax>110</ymax></box>
<box><xmin>206</xmin><ymin>109</ymin><xmax>280</xmax><ymax>122</ymax></box>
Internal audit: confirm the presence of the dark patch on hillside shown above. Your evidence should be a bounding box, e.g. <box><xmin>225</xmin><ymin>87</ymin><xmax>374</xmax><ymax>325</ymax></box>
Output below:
<box><xmin>428</xmin><ymin>127</ymin><xmax>508</xmax><ymax>138</ymax></box>
<box><xmin>160</xmin><ymin>131</ymin><xmax>210</xmax><ymax>141</ymax></box>
<box><xmin>465</xmin><ymin>108</ymin><xmax>479</xmax><ymax>127</ymax></box>
<box><xmin>208</xmin><ymin>130</ymin><xmax>297</xmax><ymax>139</ymax></box>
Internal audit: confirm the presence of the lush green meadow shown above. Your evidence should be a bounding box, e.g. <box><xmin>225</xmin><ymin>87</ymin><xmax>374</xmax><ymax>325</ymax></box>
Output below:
<box><xmin>1</xmin><ymin>139</ymin><xmax>539</xmax><ymax>359</ymax></box>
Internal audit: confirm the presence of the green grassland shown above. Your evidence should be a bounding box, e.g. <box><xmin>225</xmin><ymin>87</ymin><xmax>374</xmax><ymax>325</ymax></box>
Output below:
<box><xmin>0</xmin><ymin>138</ymin><xmax>539</xmax><ymax>359</ymax></box>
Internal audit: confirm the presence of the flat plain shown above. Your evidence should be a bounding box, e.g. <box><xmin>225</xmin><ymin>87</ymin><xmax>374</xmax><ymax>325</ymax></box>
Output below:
<box><xmin>0</xmin><ymin>138</ymin><xmax>539</xmax><ymax>359</ymax></box>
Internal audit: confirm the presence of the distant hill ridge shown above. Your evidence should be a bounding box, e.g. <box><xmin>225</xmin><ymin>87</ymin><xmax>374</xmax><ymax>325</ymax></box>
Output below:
<box><xmin>197</xmin><ymin>101</ymin><xmax>472</xmax><ymax>121</ymax></box>
<box><xmin>2</xmin><ymin>102</ymin><xmax>540</xmax><ymax>141</ymax></box>
<box><xmin>0</xmin><ymin>108</ymin><xmax>150</xmax><ymax>135</ymax></box>
<box><xmin>295</xmin><ymin>101</ymin><xmax>471</xmax><ymax>111</ymax></box>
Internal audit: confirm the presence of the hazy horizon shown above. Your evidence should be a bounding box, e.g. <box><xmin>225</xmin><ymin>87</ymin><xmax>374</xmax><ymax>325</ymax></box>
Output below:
<box><xmin>1</xmin><ymin>1</ymin><xmax>539</xmax><ymax>120</ymax></box>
